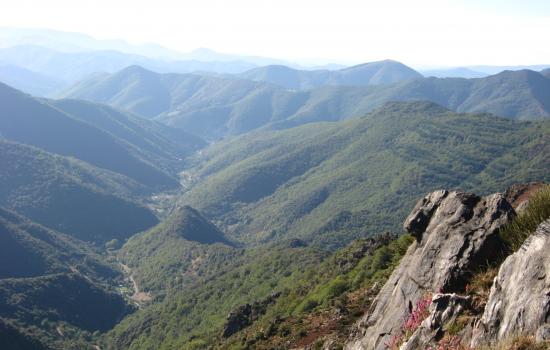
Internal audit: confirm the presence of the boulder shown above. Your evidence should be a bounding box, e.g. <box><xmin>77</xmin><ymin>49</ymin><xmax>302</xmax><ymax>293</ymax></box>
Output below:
<box><xmin>470</xmin><ymin>219</ymin><xmax>550</xmax><ymax>347</ymax></box>
<box><xmin>222</xmin><ymin>292</ymin><xmax>281</xmax><ymax>338</ymax></box>
<box><xmin>345</xmin><ymin>190</ymin><xmax>514</xmax><ymax>350</ymax></box>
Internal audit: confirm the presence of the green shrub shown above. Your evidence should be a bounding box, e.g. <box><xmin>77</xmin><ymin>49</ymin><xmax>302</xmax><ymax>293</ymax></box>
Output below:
<box><xmin>297</xmin><ymin>298</ymin><xmax>319</xmax><ymax>313</ymax></box>
<box><xmin>500</xmin><ymin>185</ymin><xmax>550</xmax><ymax>251</ymax></box>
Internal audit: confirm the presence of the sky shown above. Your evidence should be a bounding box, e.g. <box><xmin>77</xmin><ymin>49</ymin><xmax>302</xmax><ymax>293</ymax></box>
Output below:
<box><xmin>1</xmin><ymin>0</ymin><xmax>549</xmax><ymax>66</ymax></box>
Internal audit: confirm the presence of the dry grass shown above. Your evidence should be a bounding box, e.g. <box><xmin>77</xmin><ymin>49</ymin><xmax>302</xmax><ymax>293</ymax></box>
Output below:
<box><xmin>481</xmin><ymin>335</ymin><xmax>550</xmax><ymax>350</ymax></box>
<box><xmin>465</xmin><ymin>267</ymin><xmax>499</xmax><ymax>311</ymax></box>
<box><xmin>500</xmin><ymin>185</ymin><xmax>550</xmax><ymax>251</ymax></box>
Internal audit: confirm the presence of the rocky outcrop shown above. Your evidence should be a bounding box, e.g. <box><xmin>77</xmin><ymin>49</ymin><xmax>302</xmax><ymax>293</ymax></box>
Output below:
<box><xmin>470</xmin><ymin>219</ymin><xmax>550</xmax><ymax>347</ymax></box>
<box><xmin>345</xmin><ymin>190</ymin><xmax>514</xmax><ymax>350</ymax></box>
<box><xmin>222</xmin><ymin>292</ymin><xmax>281</xmax><ymax>338</ymax></box>
<box><xmin>400</xmin><ymin>293</ymin><xmax>472</xmax><ymax>350</ymax></box>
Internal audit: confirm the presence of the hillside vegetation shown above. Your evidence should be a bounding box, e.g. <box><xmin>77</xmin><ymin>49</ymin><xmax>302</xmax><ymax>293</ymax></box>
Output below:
<box><xmin>0</xmin><ymin>140</ymin><xmax>158</xmax><ymax>242</ymax></box>
<box><xmin>60</xmin><ymin>66</ymin><xmax>550</xmax><ymax>140</ymax></box>
<box><xmin>0</xmin><ymin>82</ymin><xmax>193</xmax><ymax>189</ymax></box>
<box><xmin>103</xmin><ymin>232</ymin><xmax>413</xmax><ymax>350</ymax></box>
<box><xmin>119</xmin><ymin>205</ymin><xmax>234</xmax><ymax>293</ymax></box>
<box><xmin>0</xmin><ymin>209</ymin><xmax>131</xmax><ymax>349</ymax></box>
<box><xmin>180</xmin><ymin>101</ymin><xmax>550</xmax><ymax>248</ymax></box>
<box><xmin>50</xmin><ymin>99</ymin><xmax>206</xmax><ymax>174</ymax></box>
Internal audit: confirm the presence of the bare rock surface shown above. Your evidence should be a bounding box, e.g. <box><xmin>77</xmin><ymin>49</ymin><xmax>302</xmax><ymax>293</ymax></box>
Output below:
<box><xmin>345</xmin><ymin>190</ymin><xmax>514</xmax><ymax>350</ymax></box>
<box><xmin>471</xmin><ymin>219</ymin><xmax>550</xmax><ymax>347</ymax></box>
<box><xmin>401</xmin><ymin>293</ymin><xmax>471</xmax><ymax>350</ymax></box>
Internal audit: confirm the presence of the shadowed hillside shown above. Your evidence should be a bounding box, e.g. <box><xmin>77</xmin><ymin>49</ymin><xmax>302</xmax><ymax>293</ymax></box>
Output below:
<box><xmin>0</xmin><ymin>141</ymin><xmax>158</xmax><ymax>242</ymax></box>
<box><xmin>0</xmin><ymin>82</ymin><xmax>180</xmax><ymax>189</ymax></box>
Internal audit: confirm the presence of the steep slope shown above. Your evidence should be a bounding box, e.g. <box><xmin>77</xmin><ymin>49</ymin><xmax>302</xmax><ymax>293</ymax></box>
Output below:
<box><xmin>50</xmin><ymin>99</ymin><xmax>206</xmax><ymax>174</ymax></box>
<box><xmin>542</xmin><ymin>68</ymin><xmax>550</xmax><ymax>78</ymax></box>
<box><xmin>105</xmin><ymin>240</ymin><xmax>329</xmax><ymax>350</ymax></box>
<box><xmin>105</xmin><ymin>186</ymin><xmax>550</xmax><ymax>350</ymax></box>
<box><xmin>0</xmin><ymin>319</ymin><xmax>50</xmax><ymax>350</ymax></box>
<box><xmin>0</xmin><ymin>207</ymin><xmax>119</xmax><ymax>279</ymax></box>
<box><xmin>0</xmin><ymin>64</ymin><xmax>64</xmax><ymax>96</ymax></box>
<box><xmin>180</xmin><ymin>102</ymin><xmax>550</xmax><ymax>248</ymax></box>
<box><xmin>239</xmin><ymin>60</ymin><xmax>422</xmax><ymax>89</ymax></box>
<box><xmin>0</xmin><ymin>82</ymin><xmax>179</xmax><ymax>189</ymax></box>
<box><xmin>119</xmin><ymin>205</ymin><xmax>233</xmax><ymax>293</ymax></box>
<box><xmin>62</xmin><ymin>67</ymin><xmax>550</xmax><ymax>140</ymax></box>
<box><xmin>0</xmin><ymin>141</ymin><xmax>158</xmax><ymax>243</ymax></box>
<box><xmin>0</xmin><ymin>209</ymin><xmax>130</xmax><ymax>350</ymax></box>
<box><xmin>458</xmin><ymin>70</ymin><xmax>550</xmax><ymax>120</ymax></box>
<box><xmin>346</xmin><ymin>190</ymin><xmax>514</xmax><ymax>350</ymax></box>
<box><xmin>471</xmin><ymin>219</ymin><xmax>550</xmax><ymax>347</ymax></box>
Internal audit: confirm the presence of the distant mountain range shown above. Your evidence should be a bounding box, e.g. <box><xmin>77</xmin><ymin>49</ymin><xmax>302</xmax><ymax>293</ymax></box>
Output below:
<box><xmin>0</xmin><ymin>64</ymin><xmax>64</xmax><ymax>96</ymax></box>
<box><xmin>0</xmin><ymin>27</ymin><xmax>290</xmax><ymax>66</ymax></box>
<box><xmin>239</xmin><ymin>60</ymin><xmax>422</xmax><ymax>89</ymax></box>
<box><xmin>0</xmin><ymin>45</ymin><xmax>258</xmax><ymax>88</ymax></box>
<box><xmin>59</xmin><ymin>65</ymin><xmax>550</xmax><ymax>140</ymax></box>
<box><xmin>420</xmin><ymin>67</ymin><xmax>489</xmax><ymax>78</ymax></box>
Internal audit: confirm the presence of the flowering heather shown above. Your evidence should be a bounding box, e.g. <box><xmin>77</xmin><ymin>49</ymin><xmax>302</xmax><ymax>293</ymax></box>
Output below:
<box><xmin>385</xmin><ymin>294</ymin><xmax>432</xmax><ymax>349</ymax></box>
<box><xmin>429</xmin><ymin>336</ymin><xmax>471</xmax><ymax>350</ymax></box>
<box><xmin>403</xmin><ymin>294</ymin><xmax>432</xmax><ymax>335</ymax></box>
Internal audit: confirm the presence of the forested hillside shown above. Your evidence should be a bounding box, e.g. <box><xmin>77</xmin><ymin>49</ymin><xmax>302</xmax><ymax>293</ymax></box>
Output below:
<box><xmin>0</xmin><ymin>209</ymin><xmax>131</xmax><ymax>349</ymax></box>
<box><xmin>0</xmin><ymin>141</ymin><xmax>158</xmax><ymax>242</ymax></box>
<box><xmin>60</xmin><ymin>66</ymin><xmax>550</xmax><ymax>140</ymax></box>
<box><xmin>0</xmin><ymin>82</ymin><xmax>181</xmax><ymax>189</ymax></box>
<box><xmin>180</xmin><ymin>101</ymin><xmax>550</xmax><ymax>248</ymax></box>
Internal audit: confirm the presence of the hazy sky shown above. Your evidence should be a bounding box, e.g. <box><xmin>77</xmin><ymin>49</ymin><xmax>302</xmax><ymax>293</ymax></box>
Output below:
<box><xmin>2</xmin><ymin>0</ymin><xmax>549</xmax><ymax>66</ymax></box>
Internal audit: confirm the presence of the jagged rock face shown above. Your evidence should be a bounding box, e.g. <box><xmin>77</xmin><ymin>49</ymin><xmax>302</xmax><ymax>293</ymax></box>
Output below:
<box><xmin>222</xmin><ymin>292</ymin><xmax>281</xmax><ymax>338</ymax></box>
<box><xmin>345</xmin><ymin>190</ymin><xmax>514</xmax><ymax>350</ymax></box>
<box><xmin>401</xmin><ymin>293</ymin><xmax>471</xmax><ymax>350</ymax></box>
<box><xmin>471</xmin><ymin>219</ymin><xmax>550</xmax><ymax>347</ymax></box>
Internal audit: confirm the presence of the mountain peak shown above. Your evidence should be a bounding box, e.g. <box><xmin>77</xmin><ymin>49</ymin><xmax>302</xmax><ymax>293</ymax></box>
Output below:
<box><xmin>117</xmin><ymin>64</ymin><xmax>155</xmax><ymax>76</ymax></box>
<box><xmin>163</xmin><ymin>206</ymin><xmax>231</xmax><ymax>245</ymax></box>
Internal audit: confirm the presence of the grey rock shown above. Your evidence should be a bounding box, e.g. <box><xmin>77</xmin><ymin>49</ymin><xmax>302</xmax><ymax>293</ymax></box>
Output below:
<box><xmin>345</xmin><ymin>190</ymin><xmax>513</xmax><ymax>350</ymax></box>
<box><xmin>222</xmin><ymin>291</ymin><xmax>281</xmax><ymax>338</ymax></box>
<box><xmin>401</xmin><ymin>293</ymin><xmax>471</xmax><ymax>350</ymax></box>
<box><xmin>536</xmin><ymin>324</ymin><xmax>550</xmax><ymax>342</ymax></box>
<box><xmin>471</xmin><ymin>219</ymin><xmax>550</xmax><ymax>347</ymax></box>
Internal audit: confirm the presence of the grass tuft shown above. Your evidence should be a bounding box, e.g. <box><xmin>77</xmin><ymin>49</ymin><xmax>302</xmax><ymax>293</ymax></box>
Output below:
<box><xmin>500</xmin><ymin>185</ymin><xmax>550</xmax><ymax>251</ymax></box>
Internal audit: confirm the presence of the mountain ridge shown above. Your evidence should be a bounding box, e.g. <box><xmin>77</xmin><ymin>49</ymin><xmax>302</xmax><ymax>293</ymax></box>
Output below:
<box><xmin>59</xmin><ymin>66</ymin><xmax>550</xmax><ymax>140</ymax></box>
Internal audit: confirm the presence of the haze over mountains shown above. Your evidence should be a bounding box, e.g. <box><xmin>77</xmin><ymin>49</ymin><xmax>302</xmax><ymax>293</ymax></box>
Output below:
<box><xmin>1</xmin><ymin>27</ymin><xmax>549</xmax><ymax>98</ymax></box>
<box><xmin>0</xmin><ymin>26</ymin><xmax>549</xmax><ymax>350</ymax></box>
<box><xmin>238</xmin><ymin>60</ymin><xmax>422</xmax><ymax>89</ymax></box>
<box><xmin>58</xmin><ymin>65</ymin><xmax>550</xmax><ymax>140</ymax></box>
